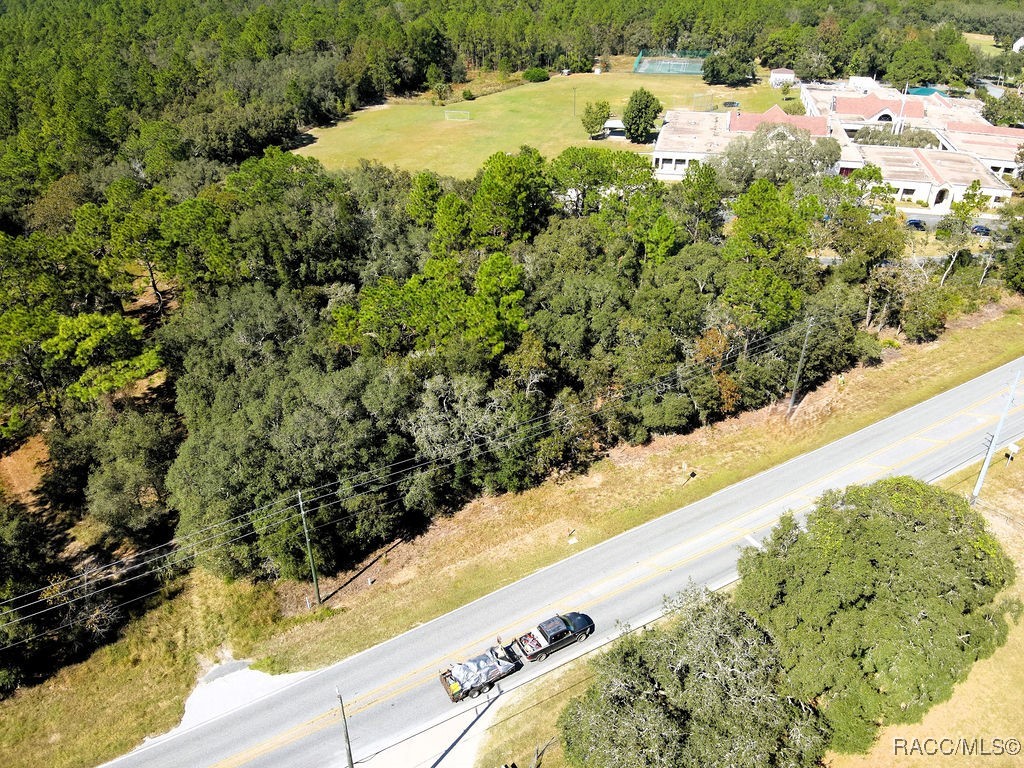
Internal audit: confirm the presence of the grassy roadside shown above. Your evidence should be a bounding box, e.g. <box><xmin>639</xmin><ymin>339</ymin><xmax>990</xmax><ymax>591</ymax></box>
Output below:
<box><xmin>295</xmin><ymin>61</ymin><xmax>786</xmax><ymax>178</ymax></box>
<box><xmin>0</xmin><ymin>572</ymin><xmax>280</xmax><ymax>768</ymax></box>
<box><xmin>472</xmin><ymin>379</ymin><xmax>1024</xmax><ymax>768</ymax></box>
<box><xmin>1</xmin><ymin>299</ymin><xmax>1023</xmax><ymax>768</ymax></box>
<box><xmin>253</xmin><ymin>299</ymin><xmax>1024</xmax><ymax>673</ymax></box>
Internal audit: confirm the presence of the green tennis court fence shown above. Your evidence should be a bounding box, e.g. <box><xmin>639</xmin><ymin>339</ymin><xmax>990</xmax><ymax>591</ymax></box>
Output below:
<box><xmin>633</xmin><ymin>50</ymin><xmax>710</xmax><ymax>75</ymax></box>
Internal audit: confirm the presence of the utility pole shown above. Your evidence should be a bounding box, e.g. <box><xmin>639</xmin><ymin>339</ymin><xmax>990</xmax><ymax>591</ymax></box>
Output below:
<box><xmin>336</xmin><ymin>687</ymin><xmax>355</xmax><ymax>768</ymax></box>
<box><xmin>298</xmin><ymin>489</ymin><xmax>321</xmax><ymax>605</ymax></box>
<box><xmin>788</xmin><ymin>318</ymin><xmax>814</xmax><ymax>417</ymax></box>
<box><xmin>970</xmin><ymin>370</ymin><xmax>1021</xmax><ymax>504</ymax></box>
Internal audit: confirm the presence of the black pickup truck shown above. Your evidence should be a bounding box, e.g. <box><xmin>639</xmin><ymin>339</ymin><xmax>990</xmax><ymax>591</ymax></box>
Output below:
<box><xmin>514</xmin><ymin>612</ymin><xmax>595</xmax><ymax>662</ymax></box>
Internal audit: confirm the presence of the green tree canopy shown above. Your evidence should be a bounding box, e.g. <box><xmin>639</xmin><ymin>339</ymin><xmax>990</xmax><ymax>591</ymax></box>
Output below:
<box><xmin>86</xmin><ymin>406</ymin><xmax>178</xmax><ymax>542</ymax></box>
<box><xmin>622</xmin><ymin>88</ymin><xmax>662</xmax><ymax>143</ymax></box>
<box><xmin>701</xmin><ymin>45</ymin><xmax>756</xmax><ymax>86</ymax></box>
<box><xmin>560</xmin><ymin>587</ymin><xmax>827</xmax><ymax>768</ymax></box>
<box><xmin>735</xmin><ymin>478</ymin><xmax>1017</xmax><ymax>752</ymax></box>
<box><xmin>581</xmin><ymin>100</ymin><xmax>611</xmax><ymax>139</ymax></box>
<box><xmin>716</xmin><ymin>124</ymin><xmax>841</xmax><ymax>193</ymax></box>
<box><xmin>0</xmin><ymin>494</ymin><xmax>54</xmax><ymax>695</ymax></box>
<box><xmin>470</xmin><ymin>146</ymin><xmax>550</xmax><ymax>247</ymax></box>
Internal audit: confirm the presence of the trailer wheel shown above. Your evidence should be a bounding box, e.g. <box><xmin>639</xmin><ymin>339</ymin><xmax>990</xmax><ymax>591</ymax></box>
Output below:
<box><xmin>535</xmin><ymin>652</ymin><xmax>548</xmax><ymax>662</ymax></box>
<box><xmin>469</xmin><ymin>688</ymin><xmax>481</xmax><ymax>698</ymax></box>
<box><xmin>480</xmin><ymin>683</ymin><xmax>493</xmax><ymax>694</ymax></box>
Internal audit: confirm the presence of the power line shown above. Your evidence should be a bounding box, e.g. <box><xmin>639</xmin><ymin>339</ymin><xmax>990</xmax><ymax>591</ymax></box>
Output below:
<box><xmin>16</xmin><ymin>390</ymin><xmax>1008</xmax><ymax>655</ymax></box>
<box><xmin>0</xmin><ymin>310</ymin><xmax>858</xmax><ymax>639</ymax></box>
<box><xmin>0</xmin><ymin>311</ymin><xmax>841</xmax><ymax>634</ymax></box>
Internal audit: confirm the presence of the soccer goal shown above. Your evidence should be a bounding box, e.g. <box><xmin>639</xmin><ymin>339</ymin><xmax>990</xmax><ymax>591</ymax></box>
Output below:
<box><xmin>444</xmin><ymin>110</ymin><xmax>472</xmax><ymax>121</ymax></box>
<box><xmin>690</xmin><ymin>93</ymin><xmax>716</xmax><ymax>112</ymax></box>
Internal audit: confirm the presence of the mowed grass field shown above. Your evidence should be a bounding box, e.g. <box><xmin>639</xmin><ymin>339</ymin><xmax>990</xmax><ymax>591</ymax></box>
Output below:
<box><xmin>964</xmin><ymin>32</ymin><xmax>1002</xmax><ymax>58</ymax></box>
<box><xmin>296</xmin><ymin>62</ymin><xmax>786</xmax><ymax>177</ymax></box>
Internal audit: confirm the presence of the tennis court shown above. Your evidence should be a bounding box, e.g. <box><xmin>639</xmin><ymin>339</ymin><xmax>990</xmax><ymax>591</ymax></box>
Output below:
<box><xmin>633</xmin><ymin>50</ymin><xmax>708</xmax><ymax>75</ymax></box>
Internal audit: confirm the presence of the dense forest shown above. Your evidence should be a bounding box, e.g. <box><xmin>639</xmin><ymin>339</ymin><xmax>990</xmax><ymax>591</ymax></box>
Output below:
<box><xmin>2</xmin><ymin>0</ymin><xmax>1024</xmax><ymax>231</ymax></box>
<box><xmin>2</xmin><ymin>0</ymin><xmax>1024</xmax><ymax>697</ymax></box>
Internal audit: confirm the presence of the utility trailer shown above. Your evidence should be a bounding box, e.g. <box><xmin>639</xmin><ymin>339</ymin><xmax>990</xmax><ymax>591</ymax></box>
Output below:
<box><xmin>440</xmin><ymin>643</ymin><xmax>519</xmax><ymax>702</ymax></box>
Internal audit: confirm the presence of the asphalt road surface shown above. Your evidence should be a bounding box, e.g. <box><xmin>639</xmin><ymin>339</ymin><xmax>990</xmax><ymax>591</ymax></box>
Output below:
<box><xmin>104</xmin><ymin>357</ymin><xmax>1024</xmax><ymax>768</ymax></box>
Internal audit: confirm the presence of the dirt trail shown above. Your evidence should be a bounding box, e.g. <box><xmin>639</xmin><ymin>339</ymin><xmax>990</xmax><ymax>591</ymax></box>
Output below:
<box><xmin>0</xmin><ymin>435</ymin><xmax>48</xmax><ymax>507</ymax></box>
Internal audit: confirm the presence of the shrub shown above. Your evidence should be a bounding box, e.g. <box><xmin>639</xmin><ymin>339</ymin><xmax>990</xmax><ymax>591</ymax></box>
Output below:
<box><xmin>780</xmin><ymin>99</ymin><xmax>805</xmax><ymax>115</ymax></box>
<box><xmin>523</xmin><ymin>67</ymin><xmax>550</xmax><ymax>82</ymax></box>
<box><xmin>462</xmin><ymin>89</ymin><xmax>475</xmax><ymax>101</ymax></box>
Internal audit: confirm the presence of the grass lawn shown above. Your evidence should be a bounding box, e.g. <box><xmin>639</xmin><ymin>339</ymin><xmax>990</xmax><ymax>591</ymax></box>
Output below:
<box><xmin>3</xmin><ymin>299</ymin><xmax>1023</xmax><ymax>768</ymax></box>
<box><xmin>296</xmin><ymin>60</ymin><xmax>785</xmax><ymax>178</ymax></box>
<box><xmin>964</xmin><ymin>33</ymin><xmax>1003</xmax><ymax>58</ymax></box>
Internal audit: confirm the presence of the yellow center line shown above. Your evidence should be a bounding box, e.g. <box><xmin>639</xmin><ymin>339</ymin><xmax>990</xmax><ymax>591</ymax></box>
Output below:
<box><xmin>212</xmin><ymin>710</ymin><xmax>340</xmax><ymax>768</ymax></box>
<box><xmin>213</xmin><ymin>392</ymin><xmax>1021</xmax><ymax>766</ymax></box>
<box><xmin>329</xmin><ymin>390</ymin><xmax>1021</xmax><ymax>711</ymax></box>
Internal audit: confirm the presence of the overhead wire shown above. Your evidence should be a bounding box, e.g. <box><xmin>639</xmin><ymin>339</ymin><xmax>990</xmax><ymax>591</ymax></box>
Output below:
<box><xmin>0</xmin><ymin>308</ymin><xmax>873</xmax><ymax>641</ymax></box>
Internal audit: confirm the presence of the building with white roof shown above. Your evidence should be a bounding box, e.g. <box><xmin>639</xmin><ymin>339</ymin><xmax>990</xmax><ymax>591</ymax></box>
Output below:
<box><xmin>858</xmin><ymin>146</ymin><xmax>1012</xmax><ymax>208</ymax></box>
<box><xmin>651</xmin><ymin>77</ymin><xmax>1017</xmax><ymax>211</ymax></box>
<box><xmin>652</xmin><ymin>106</ymin><xmax>830</xmax><ymax>181</ymax></box>
<box><xmin>769</xmin><ymin>68</ymin><xmax>797</xmax><ymax>88</ymax></box>
<box><xmin>940</xmin><ymin>122</ymin><xmax>1024</xmax><ymax>177</ymax></box>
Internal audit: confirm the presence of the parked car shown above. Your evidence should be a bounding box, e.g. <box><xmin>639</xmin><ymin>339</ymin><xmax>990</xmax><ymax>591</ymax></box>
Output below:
<box><xmin>515</xmin><ymin>612</ymin><xmax>595</xmax><ymax>662</ymax></box>
<box><xmin>971</xmin><ymin>224</ymin><xmax>992</xmax><ymax>236</ymax></box>
<box><xmin>905</xmin><ymin>219</ymin><xmax>926</xmax><ymax>231</ymax></box>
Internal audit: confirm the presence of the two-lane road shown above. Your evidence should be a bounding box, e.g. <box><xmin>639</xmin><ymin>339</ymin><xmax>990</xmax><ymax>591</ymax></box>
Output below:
<box><xmin>106</xmin><ymin>357</ymin><xmax>1024</xmax><ymax>768</ymax></box>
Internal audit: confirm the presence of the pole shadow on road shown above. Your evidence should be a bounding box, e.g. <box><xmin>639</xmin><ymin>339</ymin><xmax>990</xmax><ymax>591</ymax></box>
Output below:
<box><xmin>429</xmin><ymin>691</ymin><xmax>501</xmax><ymax>768</ymax></box>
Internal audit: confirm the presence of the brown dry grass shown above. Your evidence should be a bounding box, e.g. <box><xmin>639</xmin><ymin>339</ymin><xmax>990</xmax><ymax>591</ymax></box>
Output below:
<box><xmin>826</xmin><ymin>459</ymin><xmax>1024</xmax><ymax>768</ymax></box>
<box><xmin>0</xmin><ymin>435</ymin><xmax>47</xmax><ymax>506</ymax></box>
<box><xmin>0</xmin><ymin>571</ymin><xmax>280</xmax><ymax>768</ymax></box>
<box><xmin>256</xmin><ymin>297</ymin><xmax>1024</xmax><ymax>672</ymax></box>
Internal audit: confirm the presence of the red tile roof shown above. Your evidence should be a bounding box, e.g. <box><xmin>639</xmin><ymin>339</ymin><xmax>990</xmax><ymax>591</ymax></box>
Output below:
<box><xmin>728</xmin><ymin>105</ymin><xmax>829</xmax><ymax>137</ymax></box>
<box><xmin>833</xmin><ymin>94</ymin><xmax>925</xmax><ymax>119</ymax></box>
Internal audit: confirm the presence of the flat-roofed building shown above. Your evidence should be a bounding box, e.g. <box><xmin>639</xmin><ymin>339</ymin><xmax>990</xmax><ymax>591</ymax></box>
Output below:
<box><xmin>859</xmin><ymin>146</ymin><xmax>1012</xmax><ymax>211</ymax></box>
<box><xmin>651</xmin><ymin>111</ymin><xmax>730</xmax><ymax>179</ymax></box>
<box><xmin>652</xmin><ymin>107</ymin><xmax>830</xmax><ymax>180</ymax></box>
<box><xmin>941</xmin><ymin>122</ymin><xmax>1024</xmax><ymax>177</ymax></box>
